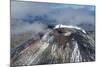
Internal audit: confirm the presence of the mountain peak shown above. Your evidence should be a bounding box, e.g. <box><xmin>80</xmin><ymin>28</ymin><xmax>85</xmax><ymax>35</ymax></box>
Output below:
<box><xmin>54</xmin><ymin>24</ymin><xmax>86</xmax><ymax>34</ymax></box>
<box><xmin>11</xmin><ymin>24</ymin><xmax>95</xmax><ymax>66</ymax></box>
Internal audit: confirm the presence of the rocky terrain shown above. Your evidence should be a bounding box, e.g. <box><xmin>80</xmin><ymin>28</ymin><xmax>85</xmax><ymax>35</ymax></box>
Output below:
<box><xmin>11</xmin><ymin>24</ymin><xmax>95</xmax><ymax>66</ymax></box>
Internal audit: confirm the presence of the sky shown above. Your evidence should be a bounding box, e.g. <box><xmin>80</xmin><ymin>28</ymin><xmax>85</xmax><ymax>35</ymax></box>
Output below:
<box><xmin>11</xmin><ymin>1</ymin><xmax>95</xmax><ymax>34</ymax></box>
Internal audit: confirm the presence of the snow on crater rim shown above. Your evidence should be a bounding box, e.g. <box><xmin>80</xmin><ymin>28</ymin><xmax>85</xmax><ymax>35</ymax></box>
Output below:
<box><xmin>54</xmin><ymin>24</ymin><xmax>86</xmax><ymax>34</ymax></box>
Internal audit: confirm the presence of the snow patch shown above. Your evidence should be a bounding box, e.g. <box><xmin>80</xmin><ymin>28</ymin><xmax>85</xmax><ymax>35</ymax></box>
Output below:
<box><xmin>54</xmin><ymin>24</ymin><xmax>86</xmax><ymax>34</ymax></box>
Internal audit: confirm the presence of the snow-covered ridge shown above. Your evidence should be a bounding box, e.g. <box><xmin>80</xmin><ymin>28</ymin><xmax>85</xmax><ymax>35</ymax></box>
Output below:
<box><xmin>54</xmin><ymin>24</ymin><xmax>86</xmax><ymax>34</ymax></box>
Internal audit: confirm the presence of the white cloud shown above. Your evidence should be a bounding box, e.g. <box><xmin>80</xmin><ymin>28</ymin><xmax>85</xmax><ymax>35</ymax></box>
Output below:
<box><xmin>11</xmin><ymin>1</ymin><xmax>95</xmax><ymax>34</ymax></box>
<box><xmin>11</xmin><ymin>21</ymin><xmax>48</xmax><ymax>34</ymax></box>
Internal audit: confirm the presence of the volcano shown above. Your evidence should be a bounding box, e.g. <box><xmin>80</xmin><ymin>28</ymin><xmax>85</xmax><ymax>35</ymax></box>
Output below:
<box><xmin>11</xmin><ymin>24</ymin><xmax>95</xmax><ymax>66</ymax></box>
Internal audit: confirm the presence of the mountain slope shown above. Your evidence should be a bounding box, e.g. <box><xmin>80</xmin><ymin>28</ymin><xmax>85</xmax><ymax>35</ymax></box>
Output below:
<box><xmin>11</xmin><ymin>24</ymin><xmax>95</xmax><ymax>66</ymax></box>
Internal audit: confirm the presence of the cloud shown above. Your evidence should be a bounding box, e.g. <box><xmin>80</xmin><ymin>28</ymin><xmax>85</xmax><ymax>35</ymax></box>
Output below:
<box><xmin>11</xmin><ymin>1</ymin><xmax>95</xmax><ymax>19</ymax></box>
<box><xmin>51</xmin><ymin>8</ymin><xmax>95</xmax><ymax>25</ymax></box>
<box><xmin>11</xmin><ymin>20</ymin><xmax>48</xmax><ymax>34</ymax></box>
<box><xmin>11</xmin><ymin>1</ymin><xmax>53</xmax><ymax>19</ymax></box>
<box><xmin>11</xmin><ymin>1</ymin><xmax>95</xmax><ymax>34</ymax></box>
